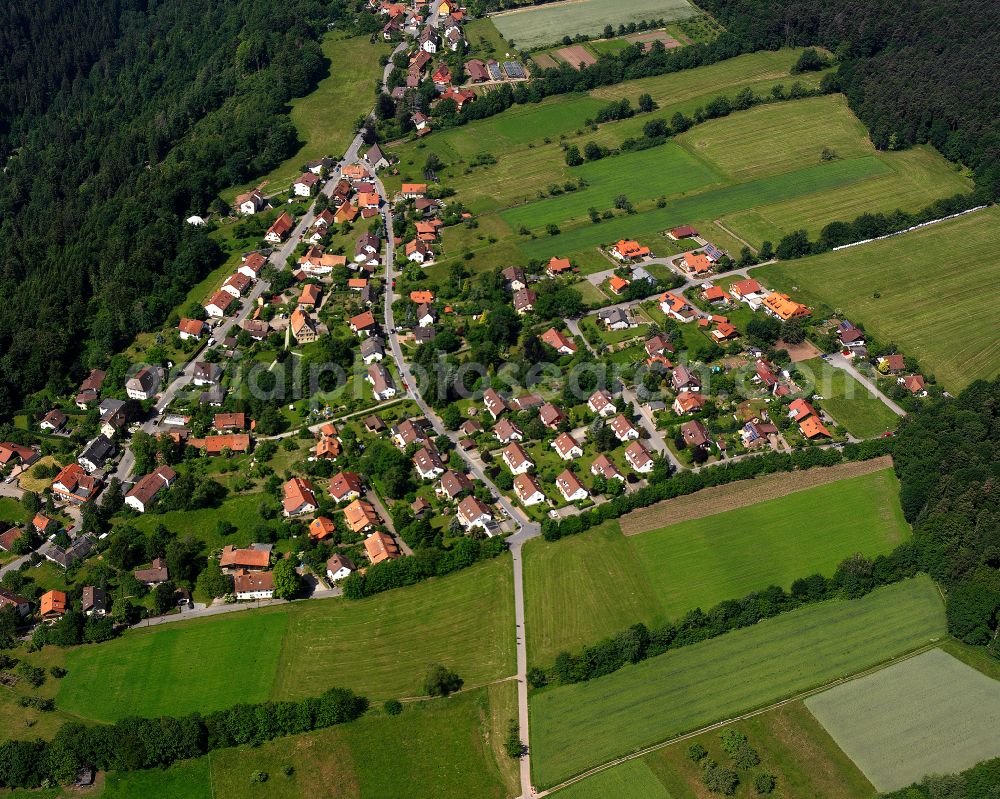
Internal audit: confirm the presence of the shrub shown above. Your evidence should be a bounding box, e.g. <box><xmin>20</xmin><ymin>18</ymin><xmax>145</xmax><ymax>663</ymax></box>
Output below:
<box><xmin>383</xmin><ymin>699</ymin><xmax>403</xmax><ymax>716</ymax></box>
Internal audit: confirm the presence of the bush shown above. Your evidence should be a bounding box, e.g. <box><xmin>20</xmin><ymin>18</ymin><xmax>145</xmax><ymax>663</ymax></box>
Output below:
<box><xmin>754</xmin><ymin>773</ymin><xmax>776</xmax><ymax>794</ymax></box>
<box><xmin>688</xmin><ymin>743</ymin><xmax>709</xmax><ymax>762</ymax></box>
<box><xmin>424</xmin><ymin>664</ymin><xmax>463</xmax><ymax>697</ymax></box>
<box><xmin>504</xmin><ymin>719</ymin><xmax>524</xmax><ymax>758</ymax></box>
<box><xmin>383</xmin><ymin>699</ymin><xmax>403</xmax><ymax>716</ymax></box>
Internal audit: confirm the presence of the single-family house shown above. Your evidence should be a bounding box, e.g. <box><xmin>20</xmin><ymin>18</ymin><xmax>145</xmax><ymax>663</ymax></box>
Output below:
<box><xmin>360</xmin><ymin>336</ymin><xmax>385</xmax><ymax>364</ymax></box>
<box><xmin>239</xmin><ymin>251</ymin><xmax>268</xmax><ymax>280</ymax></box>
<box><xmin>367</xmin><ymin>363</ymin><xmax>396</xmax><ymax>400</ymax></box>
<box><xmin>134</xmin><ymin>558</ymin><xmax>169</xmax><ymax>586</ymax></box>
<box><xmin>192</xmin><ymin>361</ymin><xmax>221</xmax><ymax>387</ymax></box>
<box><xmin>681</xmin><ymin>419</ymin><xmax>711</xmax><ymax>450</ymax></box>
<box><xmin>514</xmin><ymin>473</ymin><xmax>546</xmax><ymax>506</ymax></box>
<box><xmin>413</xmin><ymin>446</ymin><xmax>445</xmax><ymax>480</ymax></box>
<box><xmin>40</xmin><ymin>590</ymin><xmax>68</xmax><ymax>621</ymax></box>
<box><xmin>178</xmin><ymin>317</ymin><xmax>206</xmax><ymax>340</ymax></box>
<box><xmin>344</xmin><ymin>499</ymin><xmax>381</xmax><ymax>534</ymax></box>
<box><xmin>591</xmin><ymin>454</ymin><xmax>625</xmax><ymax>482</ymax></box>
<box><xmin>124</xmin><ymin>465</ymin><xmax>177</xmax><ymax>513</ymax></box>
<box><xmin>556</xmin><ymin>470</ymin><xmax>588</xmax><ymax>503</ymax></box>
<box><xmin>494</xmin><ymin>419</ymin><xmax>524</xmax><ymax>443</ymax></box>
<box><xmin>800</xmin><ymin>416</ymin><xmax>832</xmax><ymax>439</ymax></box>
<box><xmin>75</xmin><ymin>368</ymin><xmax>106</xmax><ymax>409</ymax></box>
<box><xmin>730</xmin><ymin>278</ymin><xmax>768</xmax><ymax>309</ymax></box>
<box><xmin>350</xmin><ymin>311</ymin><xmax>378</xmax><ymax>336</ymax></box>
<box><xmin>233</xmin><ymin>569</ymin><xmax>275</xmax><ymax>600</ymax></box>
<box><xmin>406</xmin><ymin>238</ymin><xmax>434</xmax><ymax>264</ymax></box>
<box><xmin>625</xmin><ymin>440</ymin><xmax>654</xmax><ymax>473</ymax></box>
<box><xmin>293</xmin><ymin>172</ymin><xmax>320</xmax><ymax>196</ymax></box>
<box><xmin>221</xmin><ymin>272</ymin><xmax>251</xmax><ymax>298</ymax></box>
<box><xmin>326</xmin><ymin>554</ymin><xmax>356</xmax><ymax>583</ymax></box>
<box><xmin>598</xmin><ymin>307</ymin><xmax>633</xmax><ymax>331</ymax></box>
<box><xmin>438</xmin><ymin>469</ymin><xmax>473</xmax><ymax>501</ymax></box>
<box><xmin>219</xmin><ymin>545</ymin><xmax>271</xmax><ymax>573</ymax></box>
<box><xmin>205</xmin><ymin>290</ymin><xmax>235</xmax><ymax>318</ymax></box>
<box><xmin>668</xmin><ymin>225</ymin><xmax>698</xmax><ymax>240</ymax></box>
<box><xmin>762</xmin><ymin>293</ymin><xmax>810</xmax><ymax>321</ymax></box>
<box><xmin>282</xmin><ymin>477</ymin><xmax>318</xmax><ymax>517</ymax></box>
<box><xmin>39</xmin><ymin>409</ymin><xmax>67</xmax><ymax>433</ymax></box>
<box><xmin>457</xmin><ymin>495</ymin><xmax>493</xmax><ymax>531</ymax></box>
<box><xmin>547</xmin><ymin>257</ymin><xmax>573</xmax><ymax>277</ymax></box>
<box><xmin>78</xmin><ymin>435</ymin><xmax>115</xmax><ymax>473</ymax></box>
<box><xmin>235</xmin><ymin>190</ymin><xmax>265</xmax><ymax>215</ymax></box>
<box><xmin>671</xmin><ymin>365</ymin><xmax>701</xmax><ymax>393</ymax></box>
<box><xmin>502</xmin><ymin>443</ymin><xmax>534</xmax><ymax>475</ymax></box>
<box><xmin>502</xmin><ymin>267</ymin><xmax>527</xmax><ymax>291</ymax></box>
<box><xmin>680</xmin><ymin>252</ymin><xmax>713</xmax><ymax>276</ymax></box>
<box><xmin>0</xmin><ymin>587</ymin><xmax>30</xmax><ymax>616</ymax></box>
<box><xmin>264</xmin><ymin>211</ymin><xmax>294</xmax><ymax>244</ymax></box>
<box><xmin>513</xmin><ymin>288</ymin><xmax>536</xmax><ymax>314</ymax></box>
<box><xmin>539</xmin><ymin>402</ymin><xmax>566</xmax><ymax>430</ymax></box>
<box><xmin>608</xmin><ymin>275</ymin><xmax>630</xmax><ymax>296</ymax></box>
<box><xmin>610</xmin><ymin>414</ymin><xmax>640</xmax><ymax>442</ymax></box>
<box><xmin>540</xmin><ymin>327</ymin><xmax>577</xmax><ymax>355</ymax></box>
<box><xmin>126</xmin><ymin>366</ymin><xmax>161</xmax><ymax>401</ymax></box>
<box><xmin>365</xmin><ymin>531</ymin><xmax>401</xmax><ymax>564</ymax></box>
<box><xmin>364</xmin><ymin>143</ymin><xmax>390</xmax><ymax>171</ymax></box>
<box><xmin>672</xmin><ymin>392</ymin><xmax>706</xmax><ymax>416</ymax></box>
<box><xmin>552</xmin><ymin>432</ymin><xmax>583</xmax><ymax>461</ymax></box>
<box><xmin>588</xmin><ymin>390</ymin><xmax>617</xmax><ymax>417</ymax></box>
<box><xmin>900</xmin><ymin>374</ymin><xmax>927</xmax><ymax>396</ymax></box>
<box><xmin>483</xmin><ymin>388</ymin><xmax>507</xmax><ymax>420</ymax></box>
<box><xmin>611</xmin><ymin>239</ymin><xmax>651</xmax><ymax>261</ymax></box>
<box><xmin>52</xmin><ymin>463</ymin><xmax>102</xmax><ymax>504</ymax></box>
<box><xmin>660</xmin><ymin>292</ymin><xmax>697</xmax><ymax>322</ymax></box>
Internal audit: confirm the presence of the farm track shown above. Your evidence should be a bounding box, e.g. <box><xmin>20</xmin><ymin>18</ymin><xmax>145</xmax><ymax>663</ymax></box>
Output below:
<box><xmin>620</xmin><ymin>455</ymin><xmax>894</xmax><ymax>535</ymax></box>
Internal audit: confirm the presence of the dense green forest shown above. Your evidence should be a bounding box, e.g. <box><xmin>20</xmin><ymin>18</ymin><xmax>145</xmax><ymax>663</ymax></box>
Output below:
<box><xmin>698</xmin><ymin>0</ymin><xmax>1000</xmax><ymax>197</ymax></box>
<box><xmin>893</xmin><ymin>376</ymin><xmax>1000</xmax><ymax>646</ymax></box>
<box><xmin>0</xmin><ymin>0</ymin><xmax>360</xmax><ymax>415</ymax></box>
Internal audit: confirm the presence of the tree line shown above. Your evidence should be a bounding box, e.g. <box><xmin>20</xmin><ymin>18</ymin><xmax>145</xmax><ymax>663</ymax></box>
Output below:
<box><xmin>0</xmin><ymin>685</ymin><xmax>368</xmax><ymax>788</ymax></box>
<box><xmin>531</xmin><ymin>547</ymin><xmax>919</xmax><ymax>688</ymax></box>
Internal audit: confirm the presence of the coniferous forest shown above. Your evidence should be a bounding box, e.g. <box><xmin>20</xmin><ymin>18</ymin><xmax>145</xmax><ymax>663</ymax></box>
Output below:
<box><xmin>0</xmin><ymin>0</ymin><xmax>358</xmax><ymax>414</ymax></box>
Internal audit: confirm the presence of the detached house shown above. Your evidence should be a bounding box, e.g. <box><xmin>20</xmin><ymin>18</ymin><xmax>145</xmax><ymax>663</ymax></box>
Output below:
<box><xmin>625</xmin><ymin>441</ymin><xmax>654</xmax><ymax>474</ymax></box>
<box><xmin>364</xmin><ymin>531</ymin><xmax>401</xmax><ymax>564</ymax></box>
<box><xmin>235</xmin><ymin>190</ymin><xmax>265</xmax><ymax>215</ymax></box>
<box><xmin>413</xmin><ymin>446</ymin><xmax>445</xmax><ymax>480</ymax></box>
<box><xmin>350</xmin><ymin>311</ymin><xmax>378</xmax><ymax>336</ymax></box>
<box><xmin>502</xmin><ymin>267</ymin><xmax>527</xmax><ymax>291</ymax></box>
<box><xmin>438</xmin><ymin>470</ymin><xmax>473</xmax><ymax>501</ymax></box>
<box><xmin>672</xmin><ymin>365</ymin><xmax>702</xmax><ymax>393</ymax></box>
<box><xmin>514</xmin><ymin>473</ymin><xmax>546</xmax><ymax>506</ymax></box>
<box><xmin>762</xmin><ymin>293</ymin><xmax>810</xmax><ymax>321</ymax></box>
<box><xmin>556</xmin><ymin>470</ymin><xmax>588</xmax><ymax>503</ymax></box>
<box><xmin>406</xmin><ymin>238</ymin><xmax>433</xmax><ymax>264</ymax></box>
<box><xmin>53</xmin><ymin>463</ymin><xmax>103</xmax><ymax>504</ymax></box>
<box><xmin>539</xmin><ymin>403</ymin><xmax>566</xmax><ymax>431</ymax></box>
<box><xmin>239</xmin><ymin>251</ymin><xmax>268</xmax><ymax>280</ymax></box>
<box><xmin>124</xmin><ymin>465</ymin><xmax>177</xmax><ymax>513</ymax></box>
<box><xmin>264</xmin><ymin>212</ymin><xmax>294</xmax><ymax>244</ymax></box>
<box><xmin>39</xmin><ymin>409</ymin><xmax>67</xmax><ymax>432</ymax></box>
<box><xmin>326</xmin><ymin>554</ymin><xmax>355</xmax><ymax>583</ymax></box>
<box><xmin>364</xmin><ymin>143</ymin><xmax>390</xmax><ymax>171</ymax></box>
<box><xmin>588</xmin><ymin>390</ymin><xmax>617</xmax><ymax>418</ymax></box>
<box><xmin>483</xmin><ymin>388</ymin><xmax>507</xmax><ymax>420</ymax></box>
<box><xmin>730</xmin><ymin>278</ymin><xmax>768</xmax><ymax>309</ymax></box>
<box><xmin>494</xmin><ymin>419</ymin><xmax>523</xmax><ymax>443</ymax></box>
<box><xmin>513</xmin><ymin>288</ymin><xmax>536</xmax><ymax>314</ymax></box>
<box><xmin>540</xmin><ymin>328</ymin><xmax>577</xmax><ymax>355</ymax></box>
<box><xmin>205</xmin><ymin>290</ymin><xmax>235</xmax><ymax>318</ymax></box>
<box><xmin>178</xmin><ymin>318</ymin><xmax>206</xmax><ymax>340</ymax></box>
<box><xmin>234</xmin><ymin>570</ymin><xmax>275</xmax><ymax>600</ymax></box>
<box><xmin>681</xmin><ymin>420</ymin><xmax>711</xmax><ymax>450</ymax></box>
<box><xmin>457</xmin><ymin>495</ymin><xmax>493</xmax><ymax>531</ymax></box>
<box><xmin>502</xmin><ymin>443</ymin><xmax>534</xmax><ymax>475</ymax></box>
<box><xmin>660</xmin><ymin>292</ymin><xmax>697</xmax><ymax>323</ymax></box>
<box><xmin>328</xmin><ymin>471</ymin><xmax>364</xmax><ymax>503</ymax></box>
<box><xmin>367</xmin><ymin>364</ymin><xmax>396</xmax><ymax>400</ymax></box>
<box><xmin>126</xmin><ymin>366</ymin><xmax>161</xmax><ymax>400</ymax></box>
<box><xmin>591</xmin><ymin>453</ymin><xmax>625</xmax><ymax>482</ymax></box>
<box><xmin>293</xmin><ymin>172</ymin><xmax>320</xmax><ymax>196</ymax></box>
<box><xmin>610</xmin><ymin>414</ymin><xmax>640</xmax><ymax>442</ymax></box>
<box><xmin>78</xmin><ymin>435</ymin><xmax>115</xmax><ymax>473</ymax></box>
<box><xmin>282</xmin><ymin>477</ymin><xmax>318</xmax><ymax>517</ymax></box>
<box><xmin>551</xmin><ymin>432</ymin><xmax>583</xmax><ymax>461</ymax></box>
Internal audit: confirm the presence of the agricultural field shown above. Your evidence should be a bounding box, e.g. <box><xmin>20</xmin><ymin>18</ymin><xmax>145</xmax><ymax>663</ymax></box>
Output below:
<box><xmin>805</xmin><ymin>648</ymin><xmax>1000</xmax><ymax>792</ymax></box>
<box><xmin>524</xmin><ymin>463</ymin><xmax>909</xmax><ymax>664</ymax></box>
<box><xmin>796</xmin><ymin>357</ymin><xmax>901</xmax><ymax>437</ymax></box>
<box><xmin>555</xmin><ymin>700</ymin><xmax>874</xmax><ymax>798</ymax></box>
<box><xmin>224</xmin><ymin>35</ymin><xmax>388</xmax><ymax>202</ymax></box>
<box><xmin>492</xmin><ymin>0</ymin><xmax>697</xmax><ymax>50</ymax></box>
<box><xmin>529</xmin><ymin>575</ymin><xmax>946</xmax><ymax>788</ymax></box>
<box><xmin>501</xmin><ymin>141</ymin><xmax>723</xmax><ymax>230</ymax></box>
<box><xmin>103</xmin><ymin>686</ymin><xmax>517</xmax><ymax>799</ymax></box>
<box><xmin>56</xmin><ymin>557</ymin><xmax>515</xmax><ymax>721</ymax></box>
<box><xmin>756</xmin><ymin>206</ymin><xmax>1000</xmax><ymax>390</ymax></box>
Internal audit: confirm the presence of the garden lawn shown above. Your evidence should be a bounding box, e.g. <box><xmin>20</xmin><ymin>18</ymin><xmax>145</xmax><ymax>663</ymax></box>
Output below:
<box><xmin>492</xmin><ymin>0</ymin><xmax>697</xmax><ymax>50</ymax></box>
<box><xmin>756</xmin><ymin>206</ymin><xmax>1000</xmax><ymax>390</ymax></box>
<box><xmin>530</xmin><ymin>575</ymin><xmax>946</xmax><ymax>788</ymax></box>
<box><xmin>501</xmin><ymin>141</ymin><xmax>723</xmax><ymax>230</ymax></box>
<box><xmin>210</xmin><ymin>687</ymin><xmax>514</xmax><ymax>799</ymax></box>
<box><xmin>797</xmin><ymin>358</ymin><xmax>901</xmax><ymax>437</ymax></box>
<box><xmin>0</xmin><ymin>496</ymin><xmax>28</xmax><ymax>525</ymax></box>
<box><xmin>130</xmin><ymin>492</ymin><xmax>266</xmax><ymax>550</ymax></box>
<box><xmin>224</xmin><ymin>35</ymin><xmax>388</xmax><ymax>201</ymax></box>
<box><xmin>806</xmin><ymin>648</ymin><xmax>1000</xmax><ymax>792</ymax></box>
<box><xmin>519</xmin><ymin>156</ymin><xmax>890</xmax><ymax>258</ymax></box>
<box><xmin>58</xmin><ymin>612</ymin><xmax>288</xmax><ymax>722</ymax></box>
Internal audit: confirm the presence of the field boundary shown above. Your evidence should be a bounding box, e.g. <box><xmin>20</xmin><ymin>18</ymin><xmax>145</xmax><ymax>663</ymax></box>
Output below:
<box><xmin>620</xmin><ymin>455</ymin><xmax>894</xmax><ymax>535</ymax></box>
<box><xmin>537</xmin><ymin>641</ymin><xmax>940</xmax><ymax>797</ymax></box>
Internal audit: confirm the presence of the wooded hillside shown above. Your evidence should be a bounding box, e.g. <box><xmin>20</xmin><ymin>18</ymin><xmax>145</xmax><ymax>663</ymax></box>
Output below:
<box><xmin>0</xmin><ymin>0</ymin><xmax>355</xmax><ymax>414</ymax></box>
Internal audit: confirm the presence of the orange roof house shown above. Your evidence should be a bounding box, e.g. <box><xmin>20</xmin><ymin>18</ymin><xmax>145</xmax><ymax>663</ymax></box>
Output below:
<box><xmin>282</xmin><ymin>477</ymin><xmax>317</xmax><ymax>516</ymax></box>
<box><xmin>547</xmin><ymin>257</ymin><xmax>573</xmax><ymax>276</ymax></box>
<box><xmin>609</xmin><ymin>275</ymin><xmax>630</xmax><ymax>295</ymax></box>
<box><xmin>612</xmin><ymin>240</ymin><xmax>650</xmax><ymax>260</ymax></box>
<box><xmin>343</xmin><ymin>499</ymin><xmax>380</xmax><ymax>533</ymax></box>
<box><xmin>334</xmin><ymin>202</ymin><xmax>359</xmax><ymax>224</ymax></box>
<box><xmin>702</xmin><ymin>285</ymin><xmax>732</xmax><ymax>304</ymax></box>
<box><xmin>364</xmin><ymin>531</ymin><xmax>400</xmax><ymax>565</ymax></box>
<box><xmin>219</xmin><ymin>545</ymin><xmax>270</xmax><ymax>571</ymax></box>
<box><xmin>681</xmin><ymin>252</ymin><xmax>713</xmax><ymax>275</ymax></box>
<box><xmin>309</xmin><ymin>516</ymin><xmax>336</xmax><ymax>540</ymax></box>
<box><xmin>762</xmin><ymin>293</ymin><xmax>810</xmax><ymax>321</ymax></box>
<box><xmin>540</xmin><ymin>327</ymin><xmax>577</xmax><ymax>355</ymax></box>
<box><xmin>410</xmin><ymin>290</ymin><xmax>435</xmax><ymax>304</ymax></box>
<box><xmin>799</xmin><ymin>416</ymin><xmax>832</xmax><ymax>439</ymax></box>
<box><xmin>401</xmin><ymin>183</ymin><xmax>428</xmax><ymax>197</ymax></box>
<box><xmin>314</xmin><ymin>436</ymin><xmax>341</xmax><ymax>459</ymax></box>
<box><xmin>40</xmin><ymin>590</ymin><xmax>67</xmax><ymax>619</ymax></box>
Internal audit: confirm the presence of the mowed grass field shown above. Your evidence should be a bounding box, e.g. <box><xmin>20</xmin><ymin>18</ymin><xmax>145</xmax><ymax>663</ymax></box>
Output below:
<box><xmin>502</xmin><ymin>141</ymin><xmax>723</xmax><ymax>229</ymax></box>
<box><xmin>530</xmin><ymin>575</ymin><xmax>946</xmax><ymax>788</ymax></box>
<box><xmin>797</xmin><ymin>357</ymin><xmax>901</xmax><ymax>437</ymax></box>
<box><xmin>104</xmin><ymin>685</ymin><xmax>517</xmax><ymax>799</ymax></box>
<box><xmin>224</xmin><ymin>35</ymin><xmax>388</xmax><ymax>201</ymax></box>
<box><xmin>805</xmin><ymin>648</ymin><xmax>1000</xmax><ymax>792</ymax></box>
<box><xmin>492</xmin><ymin>0</ymin><xmax>696</xmax><ymax>50</ymax></box>
<box><xmin>556</xmin><ymin>701</ymin><xmax>874</xmax><ymax>799</ymax></box>
<box><xmin>524</xmin><ymin>468</ymin><xmax>909</xmax><ymax>664</ymax></box>
<box><xmin>57</xmin><ymin>558</ymin><xmax>515</xmax><ymax>721</ymax></box>
<box><xmin>756</xmin><ymin>206</ymin><xmax>1000</xmax><ymax>390</ymax></box>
